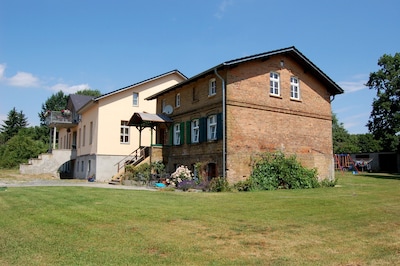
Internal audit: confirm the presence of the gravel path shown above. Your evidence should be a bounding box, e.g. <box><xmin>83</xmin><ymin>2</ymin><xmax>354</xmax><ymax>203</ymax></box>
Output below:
<box><xmin>0</xmin><ymin>178</ymin><xmax>157</xmax><ymax>191</ymax></box>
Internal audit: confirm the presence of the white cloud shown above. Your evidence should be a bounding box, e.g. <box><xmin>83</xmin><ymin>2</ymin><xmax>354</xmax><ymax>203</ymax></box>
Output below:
<box><xmin>338</xmin><ymin>74</ymin><xmax>368</xmax><ymax>93</ymax></box>
<box><xmin>7</xmin><ymin>71</ymin><xmax>40</xmax><ymax>87</ymax></box>
<box><xmin>215</xmin><ymin>0</ymin><xmax>233</xmax><ymax>19</ymax></box>
<box><xmin>50</xmin><ymin>83</ymin><xmax>90</xmax><ymax>93</ymax></box>
<box><xmin>0</xmin><ymin>64</ymin><xmax>5</xmax><ymax>80</ymax></box>
<box><xmin>0</xmin><ymin>64</ymin><xmax>90</xmax><ymax>93</ymax></box>
<box><xmin>0</xmin><ymin>64</ymin><xmax>40</xmax><ymax>88</ymax></box>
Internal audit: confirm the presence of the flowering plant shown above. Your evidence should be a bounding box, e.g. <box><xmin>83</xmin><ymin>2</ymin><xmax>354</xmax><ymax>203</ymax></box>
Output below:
<box><xmin>61</xmin><ymin>109</ymin><xmax>71</xmax><ymax>116</ymax></box>
<box><xmin>166</xmin><ymin>165</ymin><xmax>193</xmax><ymax>187</ymax></box>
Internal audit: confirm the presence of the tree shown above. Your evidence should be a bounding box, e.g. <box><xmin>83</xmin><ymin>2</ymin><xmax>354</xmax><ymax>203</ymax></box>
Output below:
<box><xmin>76</xmin><ymin>89</ymin><xmax>101</xmax><ymax>97</ymax></box>
<box><xmin>0</xmin><ymin>132</ymin><xmax>47</xmax><ymax>168</ymax></box>
<box><xmin>332</xmin><ymin>113</ymin><xmax>359</xmax><ymax>154</ymax></box>
<box><xmin>39</xmin><ymin>91</ymin><xmax>68</xmax><ymax>125</ymax></box>
<box><xmin>355</xmin><ymin>133</ymin><xmax>381</xmax><ymax>153</ymax></box>
<box><xmin>0</xmin><ymin>107</ymin><xmax>29</xmax><ymax>142</ymax></box>
<box><xmin>366</xmin><ymin>52</ymin><xmax>400</xmax><ymax>152</ymax></box>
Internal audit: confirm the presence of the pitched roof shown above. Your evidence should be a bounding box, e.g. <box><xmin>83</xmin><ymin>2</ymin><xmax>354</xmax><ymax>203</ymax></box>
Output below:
<box><xmin>146</xmin><ymin>46</ymin><xmax>343</xmax><ymax>100</ymax></box>
<box><xmin>128</xmin><ymin>112</ymin><xmax>173</xmax><ymax>127</ymax></box>
<box><xmin>68</xmin><ymin>94</ymin><xmax>93</xmax><ymax>111</ymax></box>
<box><xmin>78</xmin><ymin>69</ymin><xmax>187</xmax><ymax>113</ymax></box>
<box><xmin>94</xmin><ymin>69</ymin><xmax>187</xmax><ymax>101</ymax></box>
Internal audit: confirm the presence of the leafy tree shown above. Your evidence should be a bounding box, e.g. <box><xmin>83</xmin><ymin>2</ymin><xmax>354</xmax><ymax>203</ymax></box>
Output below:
<box><xmin>76</xmin><ymin>89</ymin><xmax>101</xmax><ymax>97</ymax></box>
<box><xmin>366</xmin><ymin>52</ymin><xmax>400</xmax><ymax>152</ymax></box>
<box><xmin>0</xmin><ymin>107</ymin><xmax>29</xmax><ymax>142</ymax></box>
<box><xmin>0</xmin><ymin>132</ymin><xmax>47</xmax><ymax>168</ymax></box>
<box><xmin>39</xmin><ymin>91</ymin><xmax>68</xmax><ymax>125</ymax></box>
<box><xmin>332</xmin><ymin>113</ymin><xmax>359</xmax><ymax>154</ymax></box>
<box><xmin>355</xmin><ymin>133</ymin><xmax>381</xmax><ymax>153</ymax></box>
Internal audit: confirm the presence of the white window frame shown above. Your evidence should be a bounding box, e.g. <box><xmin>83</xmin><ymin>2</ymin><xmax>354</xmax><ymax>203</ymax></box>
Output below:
<box><xmin>290</xmin><ymin>76</ymin><xmax>300</xmax><ymax>100</ymax></box>
<box><xmin>209</xmin><ymin>78</ymin><xmax>216</xmax><ymax>96</ymax></box>
<box><xmin>207</xmin><ymin>115</ymin><xmax>217</xmax><ymax>140</ymax></box>
<box><xmin>191</xmin><ymin>119</ymin><xmax>199</xmax><ymax>143</ymax></box>
<box><xmin>133</xmin><ymin>92</ymin><xmax>139</xmax><ymax>106</ymax></box>
<box><xmin>120</xmin><ymin>121</ymin><xmax>129</xmax><ymax>144</ymax></box>
<box><xmin>175</xmin><ymin>93</ymin><xmax>180</xmax><ymax>107</ymax></box>
<box><xmin>173</xmin><ymin>123</ymin><xmax>181</xmax><ymax>145</ymax></box>
<box><xmin>270</xmin><ymin>72</ymin><xmax>280</xmax><ymax>96</ymax></box>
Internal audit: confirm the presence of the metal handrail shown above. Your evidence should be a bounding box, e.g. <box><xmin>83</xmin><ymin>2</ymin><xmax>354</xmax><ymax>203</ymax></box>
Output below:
<box><xmin>115</xmin><ymin>146</ymin><xmax>150</xmax><ymax>173</ymax></box>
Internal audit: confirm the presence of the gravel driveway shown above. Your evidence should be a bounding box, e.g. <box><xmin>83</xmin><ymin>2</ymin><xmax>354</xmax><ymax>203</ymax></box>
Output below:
<box><xmin>0</xmin><ymin>178</ymin><xmax>157</xmax><ymax>191</ymax></box>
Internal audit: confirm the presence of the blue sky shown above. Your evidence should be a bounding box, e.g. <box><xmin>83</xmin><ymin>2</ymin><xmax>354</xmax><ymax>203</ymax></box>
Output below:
<box><xmin>0</xmin><ymin>0</ymin><xmax>399</xmax><ymax>134</ymax></box>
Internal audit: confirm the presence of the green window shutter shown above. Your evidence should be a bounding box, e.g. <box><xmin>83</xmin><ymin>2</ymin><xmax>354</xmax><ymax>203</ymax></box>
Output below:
<box><xmin>217</xmin><ymin>113</ymin><xmax>223</xmax><ymax>140</ymax></box>
<box><xmin>168</xmin><ymin>126</ymin><xmax>173</xmax><ymax>145</ymax></box>
<box><xmin>180</xmin><ymin>122</ymin><xmax>184</xmax><ymax>145</ymax></box>
<box><xmin>186</xmin><ymin>121</ymin><xmax>191</xmax><ymax>144</ymax></box>
<box><xmin>199</xmin><ymin>117</ymin><xmax>207</xmax><ymax>143</ymax></box>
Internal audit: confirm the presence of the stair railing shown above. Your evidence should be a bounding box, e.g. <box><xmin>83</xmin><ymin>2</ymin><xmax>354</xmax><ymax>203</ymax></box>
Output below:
<box><xmin>115</xmin><ymin>146</ymin><xmax>150</xmax><ymax>173</ymax></box>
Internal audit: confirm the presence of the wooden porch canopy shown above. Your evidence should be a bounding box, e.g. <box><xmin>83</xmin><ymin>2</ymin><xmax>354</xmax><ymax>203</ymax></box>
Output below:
<box><xmin>128</xmin><ymin>112</ymin><xmax>173</xmax><ymax>146</ymax></box>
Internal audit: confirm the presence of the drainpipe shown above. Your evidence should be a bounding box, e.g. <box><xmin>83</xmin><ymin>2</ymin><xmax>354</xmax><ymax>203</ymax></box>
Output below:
<box><xmin>53</xmin><ymin>126</ymin><xmax>57</xmax><ymax>150</ymax></box>
<box><xmin>214</xmin><ymin>68</ymin><xmax>226</xmax><ymax>179</ymax></box>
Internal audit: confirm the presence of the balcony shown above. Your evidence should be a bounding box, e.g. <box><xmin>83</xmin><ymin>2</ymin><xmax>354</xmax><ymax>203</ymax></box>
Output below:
<box><xmin>45</xmin><ymin>111</ymin><xmax>78</xmax><ymax>128</ymax></box>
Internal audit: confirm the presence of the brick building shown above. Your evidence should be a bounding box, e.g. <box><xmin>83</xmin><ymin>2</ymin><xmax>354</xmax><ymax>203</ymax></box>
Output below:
<box><xmin>145</xmin><ymin>47</ymin><xmax>343</xmax><ymax>183</ymax></box>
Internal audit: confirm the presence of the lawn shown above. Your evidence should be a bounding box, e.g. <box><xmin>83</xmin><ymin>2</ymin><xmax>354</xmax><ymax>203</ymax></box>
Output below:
<box><xmin>0</xmin><ymin>171</ymin><xmax>399</xmax><ymax>265</ymax></box>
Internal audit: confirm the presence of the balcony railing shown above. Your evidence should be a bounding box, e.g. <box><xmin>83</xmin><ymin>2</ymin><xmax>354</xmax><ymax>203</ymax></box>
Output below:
<box><xmin>45</xmin><ymin>111</ymin><xmax>77</xmax><ymax>126</ymax></box>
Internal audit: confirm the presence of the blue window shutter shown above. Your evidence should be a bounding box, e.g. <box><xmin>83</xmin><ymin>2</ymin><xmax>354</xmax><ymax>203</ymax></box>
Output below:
<box><xmin>199</xmin><ymin>117</ymin><xmax>207</xmax><ymax>143</ymax></box>
<box><xmin>186</xmin><ymin>121</ymin><xmax>191</xmax><ymax>144</ymax></box>
<box><xmin>217</xmin><ymin>113</ymin><xmax>223</xmax><ymax>140</ymax></box>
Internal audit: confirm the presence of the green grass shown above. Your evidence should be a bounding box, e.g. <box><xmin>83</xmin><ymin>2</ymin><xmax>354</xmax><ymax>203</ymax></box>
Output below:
<box><xmin>0</xmin><ymin>171</ymin><xmax>399</xmax><ymax>265</ymax></box>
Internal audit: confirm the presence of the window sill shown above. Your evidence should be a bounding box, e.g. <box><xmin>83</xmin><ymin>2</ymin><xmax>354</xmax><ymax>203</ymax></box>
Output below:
<box><xmin>208</xmin><ymin>94</ymin><xmax>216</xmax><ymax>98</ymax></box>
<box><xmin>290</xmin><ymin>98</ymin><xmax>302</xmax><ymax>102</ymax></box>
<box><xmin>270</xmin><ymin>94</ymin><xmax>282</xmax><ymax>99</ymax></box>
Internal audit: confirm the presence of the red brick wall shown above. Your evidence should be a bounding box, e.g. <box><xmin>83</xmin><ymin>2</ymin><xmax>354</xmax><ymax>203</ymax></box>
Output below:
<box><xmin>225</xmin><ymin>56</ymin><xmax>334</xmax><ymax>183</ymax></box>
<box><xmin>155</xmin><ymin>56</ymin><xmax>335</xmax><ymax>183</ymax></box>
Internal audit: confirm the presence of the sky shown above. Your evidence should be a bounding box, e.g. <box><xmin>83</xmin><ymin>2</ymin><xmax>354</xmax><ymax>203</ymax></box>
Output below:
<box><xmin>0</xmin><ymin>0</ymin><xmax>399</xmax><ymax>134</ymax></box>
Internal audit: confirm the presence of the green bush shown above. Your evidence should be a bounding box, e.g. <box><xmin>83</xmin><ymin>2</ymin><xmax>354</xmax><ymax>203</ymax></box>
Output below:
<box><xmin>249</xmin><ymin>151</ymin><xmax>319</xmax><ymax>191</ymax></box>
<box><xmin>209</xmin><ymin>177</ymin><xmax>231</xmax><ymax>192</ymax></box>
<box><xmin>233</xmin><ymin>179</ymin><xmax>253</xmax><ymax>191</ymax></box>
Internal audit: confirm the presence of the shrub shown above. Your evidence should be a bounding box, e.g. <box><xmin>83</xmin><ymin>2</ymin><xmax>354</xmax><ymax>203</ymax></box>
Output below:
<box><xmin>209</xmin><ymin>177</ymin><xmax>231</xmax><ymax>192</ymax></box>
<box><xmin>167</xmin><ymin>165</ymin><xmax>193</xmax><ymax>187</ymax></box>
<box><xmin>249</xmin><ymin>151</ymin><xmax>319</xmax><ymax>191</ymax></box>
<box><xmin>233</xmin><ymin>179</ymin><xmax>253</xmax><ymax>192</ymax></box>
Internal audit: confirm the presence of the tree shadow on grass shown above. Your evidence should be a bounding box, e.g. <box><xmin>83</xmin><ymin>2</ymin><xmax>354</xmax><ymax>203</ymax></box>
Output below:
<box><xmin>357</xmin><ymin>172</ymin><xmax>400</xmax><ymax>181</ymax></box>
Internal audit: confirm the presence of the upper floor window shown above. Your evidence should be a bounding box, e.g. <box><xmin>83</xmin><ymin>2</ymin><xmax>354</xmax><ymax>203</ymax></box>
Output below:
<box><xmin>89</xmin><ymin>121</ymin><xmax>93</xmax><ymax>145</ymax></box>
<box><xmin>191</xmin><ymin>119</ymin><xmax>199</xmax><ymax>143</ymax></box>
<box><xmin>173</xmin><ymin>123</ymin><xmax>181</xmax><ymax>145</ymax></box>
<box><xmin>209</xmin><ymin>78</ymin><xmax>216</xmax><ymax>96</ymax></box>
<box><xmin>290</xmin><ymin>77</ymin><xmax>300</xmax><ymax>100</ymax></box>
<box><xmin>133</xmin><ymin>92</ymin><xmax>139</xmax><ymax>106</ymax></box>
<box><xmin>207</xmin><ymin>115</ymin><xmax>217</xmax><ymax>140</ymax></box>
<box><xmin>270</xmin><ymin>72</ymin><xmax>280</xmax><ymax>96</ymax></box>
<box><xmin>83</xmin><ymin>125</ymin><xmax>86</xmax><ymax>147</ymax></box>
<box><xmin>175</xmin><ymin>93</ymin><xmax>180</xmax><ymax>107</ymax></box>
<box><xmin>120</xmin><ymin>121</ymin><xmax>129</xmax><ymax>144</ymax></box>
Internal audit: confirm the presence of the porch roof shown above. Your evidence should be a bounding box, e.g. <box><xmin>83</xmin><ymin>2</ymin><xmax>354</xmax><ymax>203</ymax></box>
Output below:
<box><xmin>128</xmin><ymin>112</ymin><xmax>173</xmax><ymax>128</ymax></box>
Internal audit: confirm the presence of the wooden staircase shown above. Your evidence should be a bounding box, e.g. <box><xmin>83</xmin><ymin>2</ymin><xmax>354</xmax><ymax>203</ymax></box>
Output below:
<box><xmin>109</xmin><ymin>146</ymin><xmax>150</xmax><ymax>185</ymax></box>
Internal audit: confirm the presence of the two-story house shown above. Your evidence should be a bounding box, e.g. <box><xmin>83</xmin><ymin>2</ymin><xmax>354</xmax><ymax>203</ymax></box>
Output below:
<box><xmin>21</xmin><ymin>70</ymin><xmax>186</xmax><ymax>181</ymax></box>
<box><xmin>144</xmin><ymin>47</ymin><xmax>343</xmax><ymax>183</ymax></box>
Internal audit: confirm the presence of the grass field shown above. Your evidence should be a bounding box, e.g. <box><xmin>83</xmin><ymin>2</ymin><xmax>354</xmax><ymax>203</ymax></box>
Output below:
<box><xmin>0</xmin><ymin>170</ymin><xmax>399</xmax><ymax>265</ymax></box>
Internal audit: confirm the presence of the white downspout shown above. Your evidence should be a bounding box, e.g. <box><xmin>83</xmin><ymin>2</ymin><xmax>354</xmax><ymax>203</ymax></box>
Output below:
<box><xmin>214</xmin><ymin>68</ymin><xmax>226</xmax><ymax>179</ymax></box>
<box><xmin>53</xmin><ymin>126</ymin><xmax>57</xmax><ymax>150</ymax></box>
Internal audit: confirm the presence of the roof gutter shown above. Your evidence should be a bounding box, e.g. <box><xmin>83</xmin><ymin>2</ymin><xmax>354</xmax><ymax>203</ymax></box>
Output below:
<box><xmin>214</xmin><ymin>67</ymin><xmax>226</xmax><ymax>180</ymax></box>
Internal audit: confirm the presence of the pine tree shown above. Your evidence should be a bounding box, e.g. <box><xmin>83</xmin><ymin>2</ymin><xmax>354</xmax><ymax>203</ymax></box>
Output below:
<box><xmin>0</xmin><ymin>107</ymin><xmax>29</xmax><ymax>142</ymax></box>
